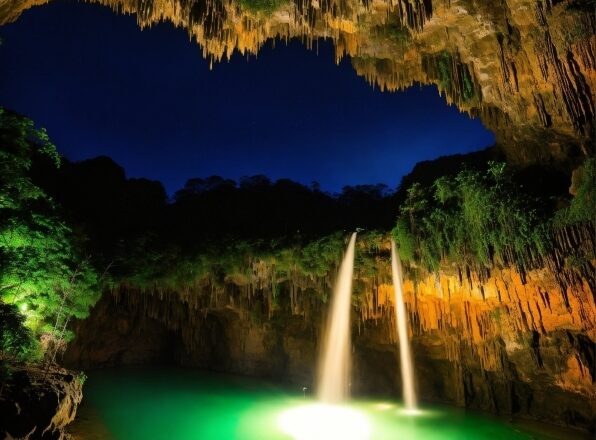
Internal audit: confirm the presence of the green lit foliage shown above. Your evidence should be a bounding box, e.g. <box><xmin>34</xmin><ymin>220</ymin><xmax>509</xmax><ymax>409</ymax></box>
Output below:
<box><xmin>111</xmin><ymin>231</ymin><xmax>391</xmax><ymax>305</ymax></box>
<box><xmin>393</xmin><ymin>162</ymin><xmax>548</xmax><ymax>272</ymax></box>
<box><xmin>554</xmin><ymin>158</ymin><xmax>596</xmax><ymax>227</ymax></box>
<box><xmin>76</xmin><ymin>371</ymin><xmax>88</xmax><ymax>385</ymax></box>
<box><xmin>373</xmin><ymin>22</ymin><xmax>411</xmax><ymax>45</ymax></box>
<box><xmin>0</xmin><ymin>302</ymin><xmax>33</xmax><ymax>360</ymax></box>
<box><xmin>351</xmin><ymin>231</ymin><xmax>388</xmax><ymax>305</ymax></box>
<box><xmin>436</xmin><ymin>52</ymin><xmax>453</xmax><ymax>92</ymax></box>
<box><xmin>297</xmin><ymin>233</ymin><xmax>345</xmax><ymax>279</ymax></box>
<box><xmin>239</xmin><ymin>0</ymin><xmax>284</xmax><ymax>14</ymax></box>
<box><xmin>354</xmin><ymin>230</ymin><xmax>385</xmax><ymax>277</ymax></box>
<box><xmin>434</xmin><ymin>52</ymin><xmax>475</xmax><ymax>102</ymax></box>
<box><xmin>0</xmin><ymin>109</ymin><xmax>100</xmax><ymax>359</ymax></box>
<box><xmin>0</xmin><ymin>111</ymin><xmax>59</xmax><ymax>209</ymax></box>
<box><xmin>462</xmin><ymin>71</ymin><xmax>475</xmax><ymax>102</ymax></box>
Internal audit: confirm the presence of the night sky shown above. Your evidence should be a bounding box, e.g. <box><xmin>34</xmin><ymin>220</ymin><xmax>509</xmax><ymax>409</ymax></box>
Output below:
<box><xmin>0</xmin><ymin>0</ymin><xmax>495</xmax><ymax>195</ymax></box>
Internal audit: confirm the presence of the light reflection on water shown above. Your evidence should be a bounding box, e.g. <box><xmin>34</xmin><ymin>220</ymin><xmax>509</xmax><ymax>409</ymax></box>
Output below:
<box><xmin>69</xmin><ymin>367</ymin><xmax>586</xmax><ymax>440</ymax></box>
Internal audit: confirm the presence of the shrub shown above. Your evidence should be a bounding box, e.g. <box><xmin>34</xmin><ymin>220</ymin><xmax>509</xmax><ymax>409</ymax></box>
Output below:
<box><xmin>392</xmin><ymin>162</ymin><xmax>549</xmax><ymax>272</ymax></box>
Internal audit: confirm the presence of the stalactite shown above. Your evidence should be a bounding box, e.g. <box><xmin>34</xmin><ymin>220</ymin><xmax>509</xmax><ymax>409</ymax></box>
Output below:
<box><xmin>536</xmin><ymin>24</ymin><xmax>595</xmax><ymax>135</ymax></box>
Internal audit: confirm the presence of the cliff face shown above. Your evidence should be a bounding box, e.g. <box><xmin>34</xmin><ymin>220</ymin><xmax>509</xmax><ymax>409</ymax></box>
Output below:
<box><xmin>64</xmin><ymin>244</ymin><xmax>595</xmax><ymax>431</ymax></box>
<box><xmin>400</xmin><ymin>267</ymin><xmax>594</xmax><ymax>426</ymax></box>
<box><xmin>1</xmin><ymin>0</ymin><xmax>594</xmax><ymax>163</ymax></box>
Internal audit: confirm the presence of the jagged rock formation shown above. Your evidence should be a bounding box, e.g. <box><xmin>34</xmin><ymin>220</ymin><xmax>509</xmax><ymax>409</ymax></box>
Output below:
<box><xmin>1</xmin><ymin>0</ymin><xmax>594</xmax><ymax>163</ymax></box>
<box><xmin>0</xmin><ymin>366</ymin><xmax>84</xmax><ymax>439</ymax></box>
<box><xmin>63</xmin><ymin>232</ymin><xmax>595</xmax><ymax>432</ymax></box>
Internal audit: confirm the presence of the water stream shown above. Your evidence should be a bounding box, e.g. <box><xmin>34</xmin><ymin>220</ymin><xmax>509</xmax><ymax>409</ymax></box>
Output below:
<box><xmin>391</xmin><ymin>239</ymin><xmax>417</xmax><ymax>410</ymax></box>
<box><xmin>316</xmin><ymin>232</ymin><xmax>357</xmax><ymax>403</ymax></box>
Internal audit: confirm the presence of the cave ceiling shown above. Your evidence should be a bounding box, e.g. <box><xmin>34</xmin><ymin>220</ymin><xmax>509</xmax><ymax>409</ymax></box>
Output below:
<box><xmin>1</xmin><ymin>0</ymin><xmax>594</xmax><ymax>163</ymax></box>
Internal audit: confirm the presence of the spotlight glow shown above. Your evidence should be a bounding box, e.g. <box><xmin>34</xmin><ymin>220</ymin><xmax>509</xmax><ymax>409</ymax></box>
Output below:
<box><xmin>278</xmin><ymin>404</ymin><xmax>371</xmax><ymax>440</ymax></box>
<box><xmin>399</xmin><ymin>408</ymin><xmax>426</xmax><ymax>417</ymax></box>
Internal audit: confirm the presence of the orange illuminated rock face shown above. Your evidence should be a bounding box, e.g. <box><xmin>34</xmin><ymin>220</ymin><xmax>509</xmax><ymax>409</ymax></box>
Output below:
<box><xmin>352</xmin><ymin>258</ymin><xmax>595</xmax><ymax>427</ymax></box>
<box><xmin>368</xmin><ymin>267</ymin><xmax>595</xmax><ymax>394</ymax></box>
<box><xmin>1</xmin><ymin>0</ymin><xmax>594</xmax><ymax>162</ymax></box>
<box><xmin>376</xmin><ymin>268</ymin><xmax>595</xmax><ymax>343</ymax></box>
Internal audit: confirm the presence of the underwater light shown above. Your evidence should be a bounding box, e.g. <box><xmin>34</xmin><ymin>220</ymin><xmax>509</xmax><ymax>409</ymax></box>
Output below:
<box><xmin>374</xmin><ymin>402</ymin><xmax>394</xmax><ymax>411</ymax></box>
<box><xmin>278</xmin><ymin>403</ymin><xmax>371</xmax><ymax>440</ymax></box>
<box><xmin>398</xmin><ymin>407</ymin><xmax>426</xmax><ymax>417</ymax></box>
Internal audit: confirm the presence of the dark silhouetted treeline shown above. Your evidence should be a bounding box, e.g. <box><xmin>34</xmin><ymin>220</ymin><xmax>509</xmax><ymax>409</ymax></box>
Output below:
<box><xmin>31</xmin><ymin>154</ymin><xmax>398</xmax><ymax>265</ymax></box>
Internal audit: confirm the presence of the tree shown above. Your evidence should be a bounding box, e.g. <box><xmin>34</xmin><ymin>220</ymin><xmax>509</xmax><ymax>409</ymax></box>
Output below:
<box><xmin>0</xmin><ymin>108</ymin><xmax>100</xmax><ymax>360</ymax></box>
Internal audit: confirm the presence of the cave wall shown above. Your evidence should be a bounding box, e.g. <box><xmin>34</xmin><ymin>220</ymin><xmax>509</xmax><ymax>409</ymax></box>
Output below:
<box><xmin>64</xmin><ymin>254</ymin><xmax>595</xmax><ymax>432</ymax></box>
<box><xmin>1</xmin><ymin>0</ymin><xmax>594</xmax><ymax>164</ymax></box>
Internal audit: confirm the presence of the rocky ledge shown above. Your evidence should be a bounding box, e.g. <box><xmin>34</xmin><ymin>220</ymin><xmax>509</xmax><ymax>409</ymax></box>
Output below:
<box><xmin>0</xmin><ymin>365</ymin><xmax>83</xmax><ymax>440</ymax></box>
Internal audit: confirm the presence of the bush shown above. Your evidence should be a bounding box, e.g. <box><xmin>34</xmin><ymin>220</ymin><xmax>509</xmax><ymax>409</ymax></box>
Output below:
<box><xmin>554</xmin><ymin>158</ymin><xmax>596</xmax><ymax>226</ymax></box>
<box><xmin>0</xmin><ymin>302</ymin><xmax>33</xmax><ymax>359</ymax></box>
<box><xmin>239</xmin><ymin>0</ymin><xmax>284</xmax><ymax>13</ymax></box>
<box><xmin>392</xmin><ymin>162</ymin><xmax>549</xmax><ymax>272</ymax></box>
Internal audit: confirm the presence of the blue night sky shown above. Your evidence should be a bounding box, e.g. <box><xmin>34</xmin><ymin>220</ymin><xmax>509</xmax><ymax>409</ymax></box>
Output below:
<box><xmin>0</xmin><ymin>0</ymin><xmax>495</xmax><ymax>195</ymax></box>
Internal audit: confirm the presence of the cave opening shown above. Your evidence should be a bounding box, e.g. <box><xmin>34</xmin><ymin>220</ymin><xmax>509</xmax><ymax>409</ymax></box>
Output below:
<box><xmin>0</xmin><ymin>0</ymin><xmax>594</xmax><ymax>439</ymax></box>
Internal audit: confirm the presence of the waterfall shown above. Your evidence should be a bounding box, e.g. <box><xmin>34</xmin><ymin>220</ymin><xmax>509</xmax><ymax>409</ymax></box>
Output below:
<box><xmin>391</xmin><ymin>239</ymin><xmax>417</xmax><ymax>410</ymax></box>
<box><xmin>317</xmin><ymin>232</ymin><xmax>357</xmax><ymax>403</ymax></box>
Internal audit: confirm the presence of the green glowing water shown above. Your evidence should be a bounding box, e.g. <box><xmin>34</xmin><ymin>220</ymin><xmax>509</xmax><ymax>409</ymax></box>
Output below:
<box><xmin>76</xmin><ymin>367</ymin><xmax>580</xmax><ymax>440</ymax></box>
